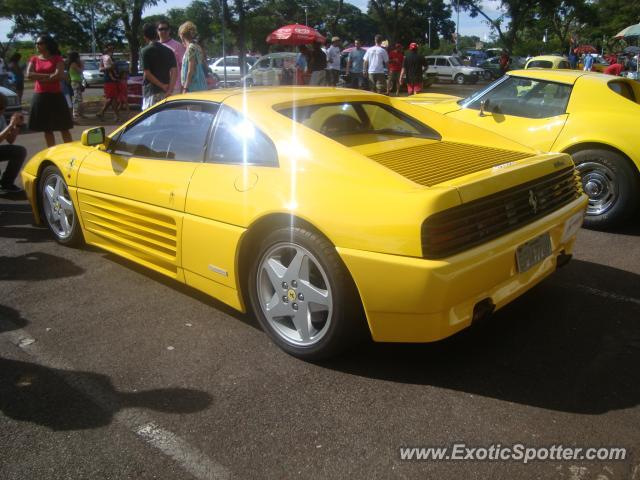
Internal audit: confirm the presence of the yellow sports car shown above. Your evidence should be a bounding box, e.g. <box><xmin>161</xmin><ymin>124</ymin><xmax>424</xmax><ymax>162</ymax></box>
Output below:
<box><xmin>403</xmin><ymin>70</ymin><xmax>640</xmax><ymax>229</ymax></box>
<box><xmin>21</xmin><ymin>88</ymin><xmax>587</xmax><ymax>359</ymax></box>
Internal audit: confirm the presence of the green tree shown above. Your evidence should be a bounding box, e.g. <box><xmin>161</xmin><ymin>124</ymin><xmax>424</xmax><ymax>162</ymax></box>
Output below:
<box><xmin>458</xmin><ymin>0</ymin><xmax>539</xmax><ymax>53</ymax></box>
<box><xmin>368</xmin><ymin>0</ymin><xmax>455</xmax><ymax>47</ymax></box>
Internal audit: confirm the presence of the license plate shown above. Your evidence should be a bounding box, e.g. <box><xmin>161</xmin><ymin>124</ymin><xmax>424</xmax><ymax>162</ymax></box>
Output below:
<box><xmin>516</xmin><ymin>233</ymin><xmax>552</xmax><ymax>273</ymax></box>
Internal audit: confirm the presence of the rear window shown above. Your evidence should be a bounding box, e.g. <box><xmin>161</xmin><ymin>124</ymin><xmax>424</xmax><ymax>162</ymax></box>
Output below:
<box><xmin>278</xmin><ymin>102</ymin><xmax>441</xmax><ymax>143</ymax></box>
<box><xmin>608</xmin><ymin>81</ymin><xmax>637</xmax><ymax>102</ymax></box>
<box><xmin>527</xmin><ymin>60</ymin><xmax>553</xmax><ymax>69</ymax></box>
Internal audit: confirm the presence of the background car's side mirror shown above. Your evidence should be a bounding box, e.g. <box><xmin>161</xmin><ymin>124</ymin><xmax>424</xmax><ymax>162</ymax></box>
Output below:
<box><xmin>81</xmin><ymin>127</ymin><xmax>105</xmax><ymax>147</ymax></box>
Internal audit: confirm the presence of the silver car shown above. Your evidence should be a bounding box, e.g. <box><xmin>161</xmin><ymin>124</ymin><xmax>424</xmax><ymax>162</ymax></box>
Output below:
<box><xmin>82</xmin><ymin>59</ymin><xmax>103</xmax><ymax>87</ymax></box>
<box><xmin>209</xmin><ymin>56</ymin><xmax>252</xmax><ymax>85</ymax></box>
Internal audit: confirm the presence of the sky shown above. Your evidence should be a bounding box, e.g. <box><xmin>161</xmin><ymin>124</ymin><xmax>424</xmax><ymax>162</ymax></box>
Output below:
<box><xmin>0</xmin><ymin>0</ymin><xmax>502</xmax><ymax>43</ymax></box>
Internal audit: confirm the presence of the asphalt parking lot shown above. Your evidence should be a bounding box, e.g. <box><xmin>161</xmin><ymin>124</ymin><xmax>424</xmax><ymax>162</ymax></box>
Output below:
<box><xmin>1</xmin><ymin>82</ymin><xmax>639</xmax><ymax>479</ymax></box>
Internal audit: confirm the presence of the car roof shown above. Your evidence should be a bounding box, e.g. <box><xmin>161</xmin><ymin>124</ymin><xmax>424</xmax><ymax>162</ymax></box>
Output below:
<box><xmin>528</xmin><ymin>55</ymin><xmax>566</xmax><ymax>62</ymax></box>
<box><xmin>176</xmin><ymin>87</ymin><xmax>383</xmax><ymax>107</ymax></box>
<box><xmin>508</xmin><ymin>69</ymin><xmax>614</xmax><ymax>85</ymax></box>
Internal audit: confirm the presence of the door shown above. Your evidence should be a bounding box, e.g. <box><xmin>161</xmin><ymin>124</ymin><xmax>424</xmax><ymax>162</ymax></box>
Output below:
<box><xmin>76</xmin><ymin>101</ymin><xmax>218</xmax><ymax>278</ymax></box>
<box><xmin>435</xmin><ymin>57</ymin><xmax>452</xmax><ymax>81</ymax></box>
<box><xmin>182</xmin><ymin>104</ymin><xmax>280</xmax><ymax>301</ymax></box>
<box><xmin>448</xmin><ymin>75</ymin><xmax>571</xmax><ymax>151</ymax></box>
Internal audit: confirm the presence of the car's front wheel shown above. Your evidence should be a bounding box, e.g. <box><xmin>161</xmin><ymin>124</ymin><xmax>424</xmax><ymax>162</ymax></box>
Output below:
<box><xmin>40</xmin><ymin>165</ymin><xmax>84</xmax><ymax>246</ymax></box>
<box><xmin>454</xmin><ymin>74</ymin><xmax>465</xmax><ymax>85</ymax></box>
<box><xmin>573</xmin><ymin>149</ymin><xmax>640</xmax><ymax>229</ymax></box>
<box><xmin>248</xmin><ymin>226</ymin><xmax>365</xmax><ymax>360</ymax></box>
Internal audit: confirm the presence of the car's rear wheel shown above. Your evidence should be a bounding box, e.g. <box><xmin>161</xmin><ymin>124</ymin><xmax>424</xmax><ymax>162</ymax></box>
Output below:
<box><xmin>40</xmin><ymin>165</ymin><xmax>84</xmax><ymax>246</ymax></box>
<box><xmin>454</xmin><ymin>74</ymin><xmax>465</xmax><ymax>85</ymax></box>
<box><xmin>483</xmin><ymin>70</ymin><xmax>492</xmax><ymax>81</ymax></box>
<box><xmin>248</xmin><ymin>226</ymin><xmax>365</xmax><ymax>360</ymax></box>
<box><xmin>573</xmin><ymin>149</ymin><xmax>640</xmax><ymax>229</ymax></box>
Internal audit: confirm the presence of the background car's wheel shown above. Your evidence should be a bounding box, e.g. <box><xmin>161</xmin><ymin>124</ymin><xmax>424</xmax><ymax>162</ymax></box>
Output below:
<box><xmin>248</xmin><ymin>226</ymin><xmax>366</xmax><ymax>360</ymax></box>
<box><xmin>483</xmin><ymin>70</ymin><xmax>492</xmax><ymax>81</ymax></box>
<box><xmin>244</xmin><ymin>78</ymin><xmax>254</xmax><ymax>87</ymax></box>
<box><xmin>212</xmin><ymin>73</ymin><xmax>220</xmax><ymax>82</ymax></box>
<box><xmin>39</xmin><ymin>165</ymin><xmax>84</xmax><ymax>246</ymax></box>
<box><xmin>573</xmin><ymin>149</ymin><xmax>640</xmax><ymax>229</ymax></box>
<box><xmin>454</xmin><ymin>74</ymin><xmax>465</xmax><ymax>85</ymax></box>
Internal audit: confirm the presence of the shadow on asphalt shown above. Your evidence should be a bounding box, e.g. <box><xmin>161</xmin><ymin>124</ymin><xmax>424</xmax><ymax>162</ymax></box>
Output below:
<box><xmin>102</xmin><ymin>252</ymin><xmax>261</xmax><ymax>332</ymax></box>
<box><xmin>0</xmin><ymin>252</ymin><xmax>85</xmax><ymax>281</ymax></box>
<box><xmin>319</xmin><ymin>259</ymin><xmax>640</xmax><ymax>415</ymax></box>
<box><xmin>0</xmin><ymin>305</ymin><xmax>28</xmax><ymax>333</ymax></box>
<box><xmin>0</xmin><ymin>304</ymin><xmax>213</xmax><ymax>431</ymax></box>
<box><xmin>0</xmin><ymin>356</ymin><xmax>214</xmax><ymax>430</ymax></box>
<box><xmin>0</xmin><ymin>200</ymin><xmax>51</xmax><ymax>244</ymax></box>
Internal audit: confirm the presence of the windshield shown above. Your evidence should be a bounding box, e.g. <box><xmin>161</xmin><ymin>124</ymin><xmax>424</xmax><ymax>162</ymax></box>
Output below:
<box><xmin>463</xmin><ymin>75</ymin><xmax>572</xmax><ymax>119</ymax></box>
<box><xmin>458</xmin><ymin>75</ymin><xmax>509</xmax><ymax>105</ymax></box>
<box><xmin>449</xmin><ymin>57</ymin><xmax>463</xmax><ymax>66</ymax></box>
<box><xmin>84</xmin><ymin>60</ymin><xmax>99</xmax><ymax>70</ymax></box>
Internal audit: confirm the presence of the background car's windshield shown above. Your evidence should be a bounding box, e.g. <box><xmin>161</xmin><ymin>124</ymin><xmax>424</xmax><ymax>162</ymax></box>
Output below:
<box><xmin>84</xmin><ymin>60</ymin><xmax>99</xmax><ymax>70</ymax></box>
<box><xmin>279</xmin><ymin>102</ymin><xmax>440</xmax><ymax>143</ymax></box>
<box><xmin>527</xmin><ymin>60</ymin><xmax>553</xmax><ymax>69</ymax></box>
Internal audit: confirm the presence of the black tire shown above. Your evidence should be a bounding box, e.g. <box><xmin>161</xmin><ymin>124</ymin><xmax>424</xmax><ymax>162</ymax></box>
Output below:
<box><xmin>483</xmin><ymin>70</ymin><xmax>492</xmax><ymax>81</ymax></box>
<box><xmin>572</xmin><ymin>149</ymin><xmax>640</xmax><ymax>229</ymax></box>
<box><xmin>247</xmin><ymin>226</ymin><xmax>366</xmax><ymax>360</ymax></box>
<box><xmin>454</xmin><ymin>74</ymin><xmax>465</xmax><ymax>85</ymax></box>
<box><xmin>39</xmin><ymin>165</ymin><xmax>84</xmax><ymax>247</ymax></box>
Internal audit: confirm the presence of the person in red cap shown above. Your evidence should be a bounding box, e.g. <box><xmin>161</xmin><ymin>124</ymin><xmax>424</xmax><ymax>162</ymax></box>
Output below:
<box><xmin>400</xmin><ymin>43</ymin><xmax>426</xmax><ymax>95</ymax></box>
<box><xmin>387</xmin><ymin>43</ymin><xmax>404</xmax><ymax>95</ymax></box>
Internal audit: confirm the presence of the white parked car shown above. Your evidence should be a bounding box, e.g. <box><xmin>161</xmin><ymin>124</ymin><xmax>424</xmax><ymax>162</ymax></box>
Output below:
<box><xmin>209</xmin><ymin>56</ymin><xmax>252</xmax><ymax>84</ymax></box>
<box><xmin>243</xmin><ymin>52</ymin><xmax>297</xmax><ymax>87</ymax></box>
<box><xmin>425</xmin><ymin>55</ymin><xmax>485</xmax><ymax>84</ymax></box>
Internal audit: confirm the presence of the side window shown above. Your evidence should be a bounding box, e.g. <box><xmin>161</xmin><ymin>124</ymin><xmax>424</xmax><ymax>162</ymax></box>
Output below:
<box><xmin>111</xmin><ymin>102</ymin><xmax>218</xmax><ymax>161</ymax></box>
<box><xmin>257</xmin><ymin>58</ymin><xmax>270</xmax><ymax>68</ymax></box>
<box><xmin>225</xmin><ymin>57</ymin><xmax>239</xmax><ymax>67</ymax></box>
<box><xmin>436</xmin><ymin>58</ymin><xmax>448</xmax><ymax>67</ymax></box>
<box><xmin>467</xmin><ymin>77</ymin><xmax>571</xmax><ymax>119</ymax></box>
<box><xmin>207</xmin><ymin>105</ymin><xmax>278</xmax><ymax>166</ymax></box>
<box><xmin>608</xmin><ymin>81</ymin><xmax>636</xmax><ymax>102</ymax></box>
<box><xmin>273</xmin><ymin>58</ymin><xmax>285</xmax><ymax>68</ymax></box>
<box><xmin>426</xmin><ymin>58</ymin><xmax>435</xmax><ymax>66</ymax></box>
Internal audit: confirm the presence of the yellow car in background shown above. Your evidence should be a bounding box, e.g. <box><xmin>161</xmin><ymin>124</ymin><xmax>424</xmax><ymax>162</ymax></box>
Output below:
<box><xmin>404</xmin><ymin>70</ymin><xmax>640</xmax><ymax>229</ymax></box>
<box><xmin>525</xmin><ymin>55</ymin><xmax>571</xmax><ymax>70</ymax></box>
<box><xmin>21</xmin><ymin>88</ymin><xmax>587</xmax><ymax>359</ymax></box>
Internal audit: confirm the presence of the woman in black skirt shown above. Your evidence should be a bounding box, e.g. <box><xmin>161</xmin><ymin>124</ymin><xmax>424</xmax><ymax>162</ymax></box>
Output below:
<box><xmin>26</xmin><ymin>35</ymin><xmax>73</xmax><ymax>147</ymax></box>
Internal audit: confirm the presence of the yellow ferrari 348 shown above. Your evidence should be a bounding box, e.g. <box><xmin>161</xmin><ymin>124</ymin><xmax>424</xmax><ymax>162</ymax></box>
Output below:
<box><xmin>22</xmin><ymin>88</ymin><xmax>587</xmax><ymax>359</ymax></box>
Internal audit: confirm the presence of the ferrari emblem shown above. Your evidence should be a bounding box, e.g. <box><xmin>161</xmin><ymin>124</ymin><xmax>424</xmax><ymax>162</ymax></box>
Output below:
<box><xmin>528</xmin><ymin>190</ymin><xmax>538</xmax><ymax>214</ymax></box>
<box><xmin>287</xmin><ymin>289</ymin><xmax>296</xmax><ymax>301</ymax></box>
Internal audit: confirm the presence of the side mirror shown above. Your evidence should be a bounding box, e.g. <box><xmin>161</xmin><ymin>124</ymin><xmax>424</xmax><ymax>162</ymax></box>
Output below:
<box><xmin>479</xmin><ymin>99</ymin><xmax>491</xmax><ymax>117</ymax></box>
<box><xmin>81</xmin><ymin>127</ymin><xmax>105</xmax><ymax>147</ymax></box>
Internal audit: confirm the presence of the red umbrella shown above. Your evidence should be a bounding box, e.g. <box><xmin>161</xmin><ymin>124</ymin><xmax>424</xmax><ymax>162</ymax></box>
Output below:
<box><xmin>574</xmin><ymin>45</ymin><xmax>597</xmax><ymax>55</ymax></box>
<box><xmin>266</xmin><ymin>24</ymin><xmax>326</xmax><ymax>45</ymax></box>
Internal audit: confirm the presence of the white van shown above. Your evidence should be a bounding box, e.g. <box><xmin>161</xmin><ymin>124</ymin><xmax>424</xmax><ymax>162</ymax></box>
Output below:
<box><xmin>425</xmin><ymin>55</ymin><xmax>485</xmax><ymax>84</ymax></box>
<box><xmin>243</xmin><ymin>52</ymin><xmax>297</xmax><ymax>87</ymax></box>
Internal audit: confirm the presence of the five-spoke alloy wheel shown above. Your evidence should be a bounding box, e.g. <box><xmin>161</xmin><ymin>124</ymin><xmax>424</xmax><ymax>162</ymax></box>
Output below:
<box><xmin>248</xmin><ymin>226</ymin><xmax>365</xmax><ymax>359</ymax></box>
<box><xmin>40</xmin><ymin>165</ymin><xmax>83</xmax><ymax>246</ymax></box>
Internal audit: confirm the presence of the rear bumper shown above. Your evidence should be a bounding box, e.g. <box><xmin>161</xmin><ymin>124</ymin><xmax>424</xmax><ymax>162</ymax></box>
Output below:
<box><xmin>338</xmin><ymin>195</ymin><xmax>588</xmax><ymax>343</ymax></box>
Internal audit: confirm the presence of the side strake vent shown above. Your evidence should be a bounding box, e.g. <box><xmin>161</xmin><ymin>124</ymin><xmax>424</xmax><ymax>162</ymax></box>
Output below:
<box><xmin>421</xmin><ymin>167</ymin><xmax>581</xmax><ymax>259</ymax></box>
<box><xmin>78</xmin><ymin>193</ymin><xmax>178</xmax><ymax>274</ymax></box>
<box><xmin>367</xmin><ymin>142</ymin><xmax>531</xmax><ymax>187</ymax></box>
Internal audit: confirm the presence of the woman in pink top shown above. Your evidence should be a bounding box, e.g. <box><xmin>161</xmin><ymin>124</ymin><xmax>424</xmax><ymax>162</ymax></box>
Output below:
<box><xmin>26</xmin><ymin>35</ymin><xmax>73</xmax><ymax>147</ymax></box>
